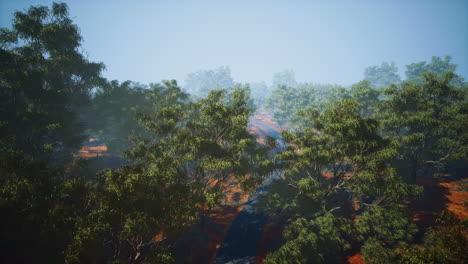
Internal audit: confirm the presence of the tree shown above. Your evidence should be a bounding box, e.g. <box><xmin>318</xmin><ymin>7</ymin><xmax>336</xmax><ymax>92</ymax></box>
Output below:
<box><xmin>0</xmin><ymin>150</ymin><xmax>97</xmax><ymax>264</ymax></box>
<box><xmin>272</xmin><ymin>70</ymin><xmax>297</xmax><ymax>89</ymax></box>
<box><xmin>357</xmin><ymin>206</ymin><xmax>419</xmax><ymax>263</ymax></box>
<box><xmin>85</xmin><ymin>80</ymin><xmax>154</xmax><ymax>153</ymax></box>
<box><xmin>0</xmin><ymin>3</ymin><xmax>104</xmax><ymax>263</ymax></box>
<box><xmin>183</xmin><ymin>66</ymin><xmax>235</xmax><ymax>98</ymax></box>
<box><xmin>67</xmin><ymin>81</ymin><xmax>272</xmax><ymax>263</ymax></box>
<box><xmin>405</xmin><ymin>56</ymin><xmax>464</xmax><ymax>86</ymax></box>
<box><xmin>259</xmin><ymin>99</ymin><xmax>421</xmax><ymax>263</ymax></box>
<box><xmin>265</xmin><ymin>85</ymin><xmax>312</xmax><ymax>126</ymax></box>
<box><xmin>379</xmin><ymin>72</ymin><xmax>467</xmax><ymax>182</ymax></box>
<box><xmin>265</xmin><ymin>83</ymin><xmax>347</xmax><ymax>127</ymax></box>
<box><xmin>364</xmin><ymin>61</ymin><xmax>401</xmax><ymax>88</ymax></box>
<box><xmin>0</xmin><ymin>2</ymin><xmax>104</xmax><ymax>162</ymax></box>
<box><xmin>265</xmin><ymin>213</ymin><xmax>351</xmax><ymax>264</ymax></box>
<box><xmin>249</xmin><ymin>81</ymin><xmax>271</xmax><ymax>106</ymax></box>
<box><xmin>365</xmin><ymin>210</ymin><xmax>468</xmax><ymax>264</ymax></box>
<box><xmin>350</xmin><ymin>80</ymin><xmax>380</xmax><ymax>117</ymax></box>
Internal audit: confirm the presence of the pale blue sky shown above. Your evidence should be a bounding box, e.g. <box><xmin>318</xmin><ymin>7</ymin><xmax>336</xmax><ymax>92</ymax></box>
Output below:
<box><xmin>1</xmin><ymin>0</ymin><xmax>467</xmax><ymax>86</ymax></box>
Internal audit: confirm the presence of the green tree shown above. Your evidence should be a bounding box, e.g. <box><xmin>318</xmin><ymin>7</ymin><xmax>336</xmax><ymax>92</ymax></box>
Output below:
<box><xmin>85</xmin><ymin>80</ymin><xmax>155</xmax><ymax>153</ymax></box>
<box><xmin>67</xmin><ymin>81</ymin><xmax>271</xmax><ymax>263</ymax></box>
<box><xmin>265</xmin><ymin>85</ymin><xmax>314</xmax><ymax>126</ymax></box>
<box><xmin>265</xmin><ymin>83</ymin><xmax>347</xmax><ymax>127</ymax></box>
<box><xmin>272</xmin><ymin>70</ymin><xmax>297</xmax><ymax>89</ymax></box>
<box><xmin>366</xmin><ymin>210</ymin><xmax>468</xmax><ymax>264</ymax></box>
<box><xmin>0</xmin><ymin>3</ymin><xmax>103</xmax><ymax>263</ymax></box>
<box><xmin>0</xmin><ymin>2</ymin><xmax>104</xmax><ymax>162</ymax></box>
<box><xmin>249</xmin><ymin>81</ymin><xmax>271</xmax><ymax>106</ymax></box>
<box><xmin>260</xmin><ymin>99</ymin><xmax>421</xmax><ymax>263</ymax></box>
<box><xmin>350</xmin><ymin>80</ymin><xmax>380</xmax><ymax>117</ymax></box>
<box><xmin>405</xmin><ymin>56</ymin><xmax>464</xmax><ymax>86</ymax></box>
<box><xmin>183</xmin><ymin>66</ymin><xmax>235</xmax><ymax>98</ymax></box>
<box><xmin>364</xmin><ymin>61</ymin><xmax>401</xmax><ymax>88</ymax></box>
<box><xmin>379</xmin><ymin>72</ymin><xmax>467</xmax><ymax>182</ymax></box>
<box><xmin>265</xmin><ymin>213</ymin><xmax>351</xmax><ymax>264</ymax></box>
<box><xmin>0</xmin><ymin>148</ymin><xmax>98</xmax><ymax>263</ymax></box>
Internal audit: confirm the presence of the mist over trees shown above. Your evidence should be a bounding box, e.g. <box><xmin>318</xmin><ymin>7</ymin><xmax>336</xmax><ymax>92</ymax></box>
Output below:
<box><xmin>260</xmin><ymin>60</ymin><xmax>467</xmax><ymax>263</ymax></box>
<box><xmin>405</xmin><ymin>56</ymin><xmax>465</xmax><ymax>86</ymax></box>
<box><xmin>0</xmin><ymin>2</ymin><xmax>104</xmax><ymax>162</ymax></box>
<box><xmin>272</xmin><ymin>70</ymin><xmax>297</xmax><ymax>89</ymax></box>
<box><xmin>1</xmin><ymin>2</ymin><xmax>467</xmax><ymax>264</ymax></box>
<box><xmin>364</xmin><ymin>61</ymin><xmax>401</xmax><ymax>88</ymax></box>
<box><xmin>183</xmin><ymin>66</ymin><xmax>235</xmax><ymax>98</ymax></box>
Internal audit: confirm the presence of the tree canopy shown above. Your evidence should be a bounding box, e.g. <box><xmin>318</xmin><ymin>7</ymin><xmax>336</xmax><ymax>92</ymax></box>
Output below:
<box><xmin>1</xmin><ymin>2</ymin><xmax>466</xmax><ymax>264</ymax></box>
<box><xmin>183</xmin><ymin>66</ymin><xmax>235</xmax><ymax>98</ymax></box>
<box><xmin>364</xmin><ymin>61</ymin><xmax>401</xmax><ymax>88</ymax></box>
<box><xmin>0</xmin><ymin>2</ymin><xmax>104</xmax><ymax>162</ymax></box>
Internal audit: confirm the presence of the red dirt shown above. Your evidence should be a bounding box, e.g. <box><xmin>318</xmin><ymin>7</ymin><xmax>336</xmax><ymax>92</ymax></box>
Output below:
<box><xmin>344</xmin><ymin>173</ymin><xmax>467</xmax><ymax>264</ymax></box>
<box><xmin>250</xmin><ymin>112</ymin><xmax>466</xmax><ymax>264</ymax></box>
<box><xmin>76</xmin><ymin>113</ymin><xmax>468</xmax><ymax>264</ymax></box>
<box><xmin>248</xmin><ymin>111</ymin><xmax>284</xmax><ymax>143</ymax></box>
<box><xmin>438</xmin><ymin>179</ymin><xmax>467</xmax><ymax>219</ymax></box>
<box><xmin>74</xmin><ymin>138</ymin><xmax>110</xmax><ymax>158</ymax></box>
<box><xmin>192</xmin><ymin>112</ymin><xmax>283</xmax><ymax>263</ymax></box>
<box><xmin>347</xmin><ymin>253</ymin><xmax>365</xmax><ymax>264</ymax></box>
<box><xmin>188</xmin><ymin>179</ymin><xmax>250</xmax><ymax>263</ymax></box>
<box><xmin>411</xmin><ymin>174</ymin><xmax>467</xmax><ymax>226</ymax></box>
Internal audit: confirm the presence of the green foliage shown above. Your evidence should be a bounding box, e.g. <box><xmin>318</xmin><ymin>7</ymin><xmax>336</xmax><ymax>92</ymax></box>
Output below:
<box><xmin>2</xmin><ymin>2</ymin><xmax>466</xmax><ymax>263</ymax></box>
<box><xmin>355</xmin><ymin>206</ymin><xmax>417</xmax><ymax>245</ymax></box>
<box><xmin>85</xmin><ymin>80</ymin><xmax>147</xmax><ymax>152</ymax></box>
<box><xmin>365</xmin><ymin>211</ymin><xmax>468</xmax><ymax>264</ymax></box>
<box><xmin>249</xmin><ymin>81</ymin><xmax>272</xmax><ymax>106</ymax></box>
<box><xmin>350</xmin><ymin>80</ymin><xmax>381</xmax><ymax>117</ymax></box>
<box><xmin>379</xmin><ymin>72</ymin><xmax>467</xmax><ymax>181</ymax></box>
<box><xmin>66</xmin><ymin>82</ymin><xmax>271</xmax><ymax>263</ymax></box>
<box><xmin>405</xmin><ymin>56</ymin><xmax>464</xmax><ymax>86</ymax></box>
<box><xmin>266</xmin><ymin>81</ymin><xmax>383</xmax><ymax>127</ymax></box>
<box><xmin>265</xmin><ymin>83</ymin><xmax>347</xmax><ymax>127</ymax></box>
<box><xmin>265</xmin><ymin>213</ymin><xmax>351</xmax><ymax>264</ymax></box>
<box><xmin>85</xmin><ymin>80</ymin><xmax>186</xmax><ymax>153</ymax></box>
<box><xmin>408</xmin><ymin>210</ymin><xmax>467</xmax><ymax>264</ymax></box>
<box><xmin>272</xmin><ymin>70</ymin><xmax>297</xmax><ymax>89</ymax></box>
<box><xmin>364</xmin><ymin>61</ymin><xmax>401</xmax><ymax>88</ymax></box>
<box><xmin>259</xmin><ymin>98</ymin><xmax>422</xmax><ymax>263</ymax></box>
<box><xmin>360</xmin><ymin>238</ymin><xmax>399</xmax><ymax>264</ymax></box>
<box><xmin>262</xmin><ymin>64</ymin><xmax>465</xmax><ymax>262</ymax></box>
<box><xmin>265</xmin><ymin>85</ymin><xmax>300</xmax><ymax>125</ymax></box>
<box><xmin>0</xmin><ymin>151</ymin><xmax>96</xmax><ymax>263</ymax></box>
<box><xmin>0</xmin><ymin>2</ymin><xmax>104</xmax><ymax>162</ymax></box>
<box><xmin>0</xmin><ymin>3</ymin><xmax>103</xmax><ymax>263</ymax></box>
<box><xmin>184</xmin><ymin>66</ymin><xmax>235</xmax><ymax>98</ymax></box>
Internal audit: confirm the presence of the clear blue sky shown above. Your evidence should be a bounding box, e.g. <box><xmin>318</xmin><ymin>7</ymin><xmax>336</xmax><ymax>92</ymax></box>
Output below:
<box><xmin>1</xmin><ymin>0</ymin><xmax>467</xmax><ymax>86</ymax></box>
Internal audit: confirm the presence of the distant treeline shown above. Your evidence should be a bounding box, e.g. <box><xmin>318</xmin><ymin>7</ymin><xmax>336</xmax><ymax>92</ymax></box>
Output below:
<box><xmin>0</xmin><ymin>3</ymin><xmax>466</xmax><ymax>264</ymax></box>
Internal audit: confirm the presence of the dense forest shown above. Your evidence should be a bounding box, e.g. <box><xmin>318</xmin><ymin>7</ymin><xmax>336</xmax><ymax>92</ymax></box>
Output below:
<box><xmin>1</xmin><ymin>3</ymin><xmax>467</xmax><ymax>264</ymax></box>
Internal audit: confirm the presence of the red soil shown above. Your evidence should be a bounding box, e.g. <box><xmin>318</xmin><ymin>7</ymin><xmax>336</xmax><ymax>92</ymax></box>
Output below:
<box><xmin>240</xmin><ymin>111</ymin><xmax>467</xmax><ymax>264</ymax></box>
<box><xmin>411</xmin><ymin>174</ymin><xmax>467</xmax><ymax>225</ymax></box>
<box><xmin>76</xmin><ymin>113</ymin><xmax>467</xmax><ymax>264</ymax></box>
<box><xmin>192</xmin><ymin>111</ymin><xmax>280</xmax><ymax>263</ymax></box>
<box><xmin>437</xmin><ymin>179</ymin><xmax>467</xmax><ymax>219</ymax></box>
<box><xmin>248</xmin><ymin>111</ymin><xmax>283</xmax><ymax>143</ymax></box>
<box><xmin>188</xmin><ymin>180</ymin><xmax>250</xmax><ymax>263</ymax></box>
<box><xmin>74</xmin><ymin>138</ymin><xmax>110</xmax><ymax>158</ymax></box>
<box><xmin>188</xmin><ymin>205</ymin><xmax>245</xmax><ymax>264</ymax></box>
<box><xmin>347</xmin><ymin>253</ymin><xmax>365</xmax><ymax>264</ymax></box>
<box><xmin>345</xmin><ymin>173</ymin><xmax>467</xmax><ymax>264</ymax></box>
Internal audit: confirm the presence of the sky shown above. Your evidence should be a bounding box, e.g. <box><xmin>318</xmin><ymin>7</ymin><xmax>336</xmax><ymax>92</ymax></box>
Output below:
<box><xmin>1</xmin><ymin>0</ymin><xmax>467</xmax><ymax>86</ymax></box>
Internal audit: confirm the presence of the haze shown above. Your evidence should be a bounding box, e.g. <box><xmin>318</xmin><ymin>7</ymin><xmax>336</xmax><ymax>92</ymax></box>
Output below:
<box><xmin>1</xmin><ymin>0</ymin><xmax>467</xmax><ymax>86</ymax></box>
